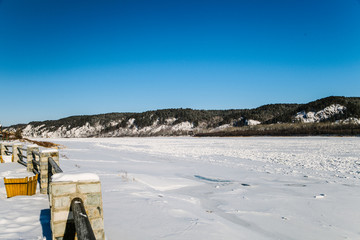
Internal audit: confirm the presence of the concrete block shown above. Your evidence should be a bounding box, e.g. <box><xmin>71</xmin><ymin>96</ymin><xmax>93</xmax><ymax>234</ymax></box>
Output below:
<box><xmin>86</xmin><ymin>206</ymin><xmax>102</xmax><ymax>218</ymax></box>
<box><xmin>12</xmin><ymin>144</ymin><xmax>21</xmax><ymax>162</ymax></box>
<box><xmin>52</xmin><ymin>221</ymin><xmax>67</xmax><ymax>236</ymax></box>
<box><xmin>26</xmin><ymin>146</ymin><xmax>39</xmax><ymax>172</ymax></box>
<box><xmin>53</xmin><ymin>211</ymin><xmax>73</xmax><ymax>222</ymax></box>
<box><xmin>53</xmin><ymin>196</ymin><xmax>71</xmax><ymax>209</ymax></box>
<box><xmin>77</xmin><ymin>183</ymin><xmax>101</xmax><ymax>193</ymax></box>
<box><xmin>85</xmin><ymin>194</ymin><xmax>102</xmax><ymax>206</ymax></box>
<box><xmin>91</xmin><ymin>218</ymin><xmax>104</xmax><ymax>231</ymax></box>
<box><xmin>51</xmin><ymin>184</ymin><xmax>76</xmax><ymax>196</ymax></box>
<box><xmin>40</xmin><ymin>166</ymin><xmax>48</xmax><ymax>171</ymax></box>
<box><xmin>94</xmin><ymin>230</ymin><xmax>105</xmax><ymax>240</ymax></box>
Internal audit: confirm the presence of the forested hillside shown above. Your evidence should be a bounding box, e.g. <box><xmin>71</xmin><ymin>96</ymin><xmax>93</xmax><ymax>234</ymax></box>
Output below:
<box><xmin>6</xmin><ymin>96</ymin><xmax>360</xmax><ymax>137</ymax></box>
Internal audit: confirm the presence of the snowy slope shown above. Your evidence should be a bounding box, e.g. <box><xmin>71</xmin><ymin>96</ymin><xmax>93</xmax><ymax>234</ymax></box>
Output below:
<box><xmin>294</xmin><ymin>104</ymin><xmax>346</xmax><ymax>123</ymax></box>
<box><xmin>8</xmin><ymin>97</ymin><xmax>360</xmax><ymax>138</ymax></box>
<box><xmin>21</xmin><ymin>119</ymin><xmax>199</xmax><ymax>138</ymax></box>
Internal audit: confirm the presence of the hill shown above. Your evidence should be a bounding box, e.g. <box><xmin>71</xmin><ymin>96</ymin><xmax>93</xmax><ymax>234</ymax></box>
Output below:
<box><xmin>5</xmin><ymin>96</ymin><xmax>360</xmax><ymax>138</ymax></box>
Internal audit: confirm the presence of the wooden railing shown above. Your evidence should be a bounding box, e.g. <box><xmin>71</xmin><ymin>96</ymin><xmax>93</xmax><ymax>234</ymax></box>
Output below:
<box><xmin>31</xmin><ymin>150</ymin><xmax>40</xmax><ymax>175</ymax></box>
<box><xmin>17</xmin><ymin>147</ymin><xmax>27</xmax><ymax>167</ymax></box>
<box><xmin>68</xmin><ymin>198</ymin><xmax>97</xmax><ymax>240</ymax></box>
<box><xmin>48</xmin><ymin>157</ymin><xmax>63</xmax><ymax>174</ymax></box>
<box><xmin>4</xmin><ymin>145</ymin><xmax>12</xmax><ymax>156</ymax></box>
<box><xmin>48</xmin><ymin>157</ymin><xmax>63</xmax><ymax>185</ymax></box>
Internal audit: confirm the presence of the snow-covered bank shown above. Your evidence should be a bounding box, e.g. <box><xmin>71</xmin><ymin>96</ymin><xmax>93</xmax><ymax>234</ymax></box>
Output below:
<box><xmin>51</xmin><ymin>137</ymin><xmax>360</xmax><ymax>240</ymax></box>
<box><xmin>0</xmin><ymin>137</ymin><xmax>359</xmax><ymax>239</ymax></box>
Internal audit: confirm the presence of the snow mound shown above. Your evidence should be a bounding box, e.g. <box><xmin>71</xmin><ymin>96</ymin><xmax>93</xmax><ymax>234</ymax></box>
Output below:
<box><xmin>51</xmin><ymin>173</ymin><xmax>99</xmax><ymax>182</ymax></box>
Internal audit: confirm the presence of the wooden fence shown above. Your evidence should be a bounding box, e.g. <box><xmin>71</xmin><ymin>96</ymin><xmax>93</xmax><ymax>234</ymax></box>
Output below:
<box><xmin>17</xmin><ymin>147</ymin><xmax>28</xmax><ymax>167</ymax></box>
<box><xmin>4</xmin><ymin>174</ymin><xmax>38</xmax><ymax>197</ymax></box>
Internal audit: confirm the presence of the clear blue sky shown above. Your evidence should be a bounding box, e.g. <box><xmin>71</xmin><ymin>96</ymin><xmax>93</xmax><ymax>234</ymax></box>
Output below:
<box><xmin>1</xmin><ymin>0</ymin><xmax>359</xmax><ymax>126</ymax></box>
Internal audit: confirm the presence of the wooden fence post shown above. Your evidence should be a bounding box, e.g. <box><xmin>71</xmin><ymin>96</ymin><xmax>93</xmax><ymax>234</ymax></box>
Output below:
<box><xmin>40</xmin><ymin>149</ymin><xmax>59</xmax><ymax>194</ymax></box>
<box><xmin>27</xmin><ymin>145</ymin><xmax>39</xmax><ymax>172</ymax></box>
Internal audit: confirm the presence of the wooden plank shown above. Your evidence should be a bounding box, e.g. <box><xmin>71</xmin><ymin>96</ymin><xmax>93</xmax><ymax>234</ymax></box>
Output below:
<box><xmin>49</xmin><ymin>157</ymin><xmax>63</xmax><ymax>173</ymax></box>
<box><xmin>18</xmin><ymin>160</ymin><xmax>27</xmax><ymax>167</ymax></box>
<box><xmin>71</xmin><ymin>198</ymin><xmax>96</xmax><ymax>240</ymax></box>
<box><xmin>4</xmin><ymin>174</ymin><xmax>38</xmax><ymax>197</ymax></box>
<box><xmin>32</xmin><ymin>151</ymin><xmax>40</xmax><ymax>157</ymax></box>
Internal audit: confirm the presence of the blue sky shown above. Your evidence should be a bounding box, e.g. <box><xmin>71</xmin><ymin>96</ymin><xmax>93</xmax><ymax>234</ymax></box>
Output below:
<box><xmin>0</xmin><ymin>0</ymin><xmax>359</xmax><ymax>126</ymax></box>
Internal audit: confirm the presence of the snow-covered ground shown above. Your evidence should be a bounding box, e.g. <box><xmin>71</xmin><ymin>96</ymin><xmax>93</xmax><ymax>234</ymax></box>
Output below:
<box><xmin>0</xmin><ymin>163</ymin><xmax>50</xmax><ymax>239</ymax></box>
<box><xmin>1</xmin><ymin>137</ymin><xmax>360</xmax><ymax>239</ymax></box>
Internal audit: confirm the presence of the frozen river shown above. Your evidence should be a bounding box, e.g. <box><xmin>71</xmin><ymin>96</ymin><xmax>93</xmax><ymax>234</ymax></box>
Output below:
<box><xmin>54</xmin><ymin>137</ymin><xmax>360</xmax><ymax>240</ymax></box>
<box><xmin>1</xmin><ymin>137</ymin><xmax>359</xmax><ymax>239</ymax></box>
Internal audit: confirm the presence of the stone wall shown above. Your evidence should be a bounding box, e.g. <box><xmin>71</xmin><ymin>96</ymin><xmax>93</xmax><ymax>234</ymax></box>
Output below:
<box><xmin>1</xmin><ymin>143</ymin><xmax>106</xmax><ymax>239</ymax></box>
<box><xmin>49</xmin><ymin>176</ymin><xmax>105</xmax><ymax>240</ymax></box>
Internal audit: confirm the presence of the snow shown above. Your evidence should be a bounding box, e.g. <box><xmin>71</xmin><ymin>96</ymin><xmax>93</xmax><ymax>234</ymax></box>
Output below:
<box><xmin>21</xmin><ymin>117</ymin><xmax>199</xmax><ymax>138</ymax></box>
<box><xmin>1</xmin><ymin>137</ymin><xmax>360</xmax><ymax>239</ymax></box>
<box><xmin>171</xmin><ymin>121</ymin><xmax>193</xmax><ymax>131</ymax></box>
<box><xmin>133</xmin><ymin>174</ymin><xmax>203</xmax><ymax>191</ymax></box>
<box><xmin>0</xmin><ymin>163</ymin><xmax>50</xmax><ymax>239</ymax></box>
<box><xmin>295</xmin><ymin>104</ymin><xmax>346</xmax><ymax>123</ymax></box>
<box><xmin>213</xmin><ymin>123</ymin><xmax>231</xmax><ymax>131</ymax></box>
<box><xmin>336</xmin><ymin>117</ymin><xmax>360</xmax><ymax>125</ymax></box>
<box><xmin>27</xmin><ymin>144</ymin><xmax>39</xmax><ymax>148</ymax></box>
<box><xmin>51</xmin><ymin>173</ymin><xmax>99</xmax><ymax>182</ymax></box>
<box><xmin>246</xmin><ymin>119</ymin><xmax>261</xmax><ymax>126</ymax></box>
<box><xmin>1</xmin><ymin>155</ymin><xmax>12</xmax><ymax>163</ymax></box>
<box><xmin>0</xmin><ymin>163</ymin><xmax>36</xmax><ymax>179</ymax></box>
<box><xmin>166</xmin><ymin>117</ymin><xmax>177</xmax><ymax>124</ymax></box>
<box><xmin>128</xmin><ymin>118</ymin><xmax>135</xmax><ymax>125</ymax></box>
<box><xmin>41</xmin><ymin>149</ymin><xmax>59</xmax><ymax>153</ymax></box>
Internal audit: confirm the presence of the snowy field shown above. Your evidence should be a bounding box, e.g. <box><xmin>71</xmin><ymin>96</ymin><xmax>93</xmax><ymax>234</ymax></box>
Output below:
<box><xmin>1</xmin><ymin>137</ymin><xmax>360</xmax><ymax>239</ymax></box>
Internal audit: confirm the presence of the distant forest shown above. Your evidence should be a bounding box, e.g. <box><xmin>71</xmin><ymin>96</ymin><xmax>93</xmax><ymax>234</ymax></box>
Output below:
<box><xmin>7</xmin><ymin>96</ymin><xmax>360</xmax><ymax>137</ymax></box>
